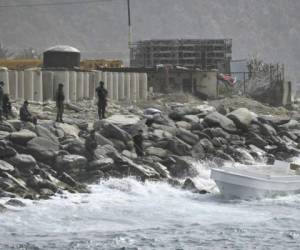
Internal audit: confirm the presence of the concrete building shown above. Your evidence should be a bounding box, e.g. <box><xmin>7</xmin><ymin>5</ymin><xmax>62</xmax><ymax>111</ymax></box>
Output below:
<box><xmin>130</xmin><ymin>39</ymin><xmax>232</xmax><ymax>73</ymax></box>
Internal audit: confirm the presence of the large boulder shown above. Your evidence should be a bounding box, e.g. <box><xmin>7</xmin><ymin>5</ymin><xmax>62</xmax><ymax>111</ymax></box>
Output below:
<box><xmin>35</xmin><ymin>125</ymin><xmax>59</xmax><ymax>144</ymax></box>
<box><xmin>6</xmin><ymin>154</ymin><xmax>37</xmax><ymax>172</ymax></box>
<box><xmin>145</xmin><ymin>147</ymin><xmax>169</xmax><ymax>158</ymax></box>
<box><xmin>55</xmin><ymin>123</ymin><xmax>80</xmax><ymax>138</ymax></box>
<box><xmin>95</xmin><ymin>132</ymin><xmax>114</xmax><ymax>146</ymax></box>
<box><xmin>26</xmin><ymin>137</ymin><xmax>59</xmax><ymax>163</ymax></box>
<box><xmin>61</xmin><ymin>138</ymin><xmax>86</xmax><ymax>156</ymax></box>
<box><xmin>55</xmin><ymin>154</ymin><xmax>87</xmax><ymax>177</ymax></box>
<box><xmin>9</xmin><ymin>129</ymin><xmax>37</xmax><ymax>145</ymax></box>
<box><xmin>101</xmin><ymin>122</ymin><xmax>132</xmax><ymax>143</ymax></box>
<box><xmin>204</xmin><ymin>112</ymin><xmax>237</xmax><ymax>132</ymax></box>
<box><xmin>165</xmin><ymin>156</ymin><xmax>197</xmax><ymax>178</ymax></box>
<box><xmin>227</xmin><ymin>108</ymin><xmax>257</xmax><ymax>130</ymax></box>
<box><xmin>176</xmin><ymin>128</ymin><xmax>199</xmax><ymax>146</ymax></box>
<box><xmin>0</xmin><ymin>121</ymin><xmax>15</xmax><ymax>132</ymax></box>
<box><xmin>191</xmin><ymin>142</ymin><xmax>206</xmax><ymax>159</ymax></box>
<box><xmin>7</xmin><ymin>120</ymin><xmax>22</xmax><ymax>131</ymax></box>
<box><xmin>87</xmin><ymin>158</ymin><xmax>114</xmax><ymax>171</ymax></box>
<box><xmin>166</xmin><ymin>137</ymin><xmax>192</xmax><ymax>156</ymax></box>
<box><xmin>0</xmin><ymin>160</ymin><xmax>14</xmax><ymax>173</ymax></box>
<box><xmin>261</xmin><ymin>124</ymin><xmax>277</xmax><ymax>137</ymax></box>
<box><xmin>0</xmin><ymin>141</ymin><xmax>17</xmax><ymax>159</ymax></box>
<box><xmin>182</xmin><ymin>115</ymin><xmax>200</xmax><ymax>124</ymax></box>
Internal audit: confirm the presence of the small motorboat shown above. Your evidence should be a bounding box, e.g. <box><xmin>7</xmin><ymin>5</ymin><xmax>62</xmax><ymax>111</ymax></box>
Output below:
<box><xmin>211</xmin><ymin>162</ymin><xmax>300</xmax><ymax>199</ymax></box>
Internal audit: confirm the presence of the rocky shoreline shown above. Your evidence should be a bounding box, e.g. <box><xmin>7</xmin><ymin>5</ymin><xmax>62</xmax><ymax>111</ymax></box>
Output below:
<box><xmin>1</xmin><ymin>95</ymin><xmax>300</xmax><ymax>207</ymax></box>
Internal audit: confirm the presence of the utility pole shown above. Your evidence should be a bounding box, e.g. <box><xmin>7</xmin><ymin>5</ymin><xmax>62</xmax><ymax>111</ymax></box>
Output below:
<box><xmin>127</xmin><ymin>0</ymin><xmax>132</xmax><ymax>49</ymax></box>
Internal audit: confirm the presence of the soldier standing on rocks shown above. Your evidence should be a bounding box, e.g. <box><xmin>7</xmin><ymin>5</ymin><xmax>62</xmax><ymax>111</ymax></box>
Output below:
<box><xmin>85</xmin><ymin>129</ymin><xmax>98</xmax><ymax>160</ymax></box>
<box><xmin>133</xmin><ymin>129</ymin><xmax>144</xmax><ymax>157</ymax></box>
<box><xmin>56</xmin><ymin>83</ymin><xmax>65</xmax><ymax>123</ymax></box>
<box><xmin>0</xmin><ymin>81</ymin><xmax>4</xmax><ymax>122</ymax></box>
<box><xmin>95</xmin><ymin>81</ymin><xmax>108</xmax><ymax>119</ymax></box>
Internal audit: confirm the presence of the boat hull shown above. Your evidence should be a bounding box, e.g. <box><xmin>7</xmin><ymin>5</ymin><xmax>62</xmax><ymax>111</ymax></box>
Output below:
<box><xmin>211</xmin><ymin>167</ymin><xmax>300</xmax><ymax>200</ymax></box>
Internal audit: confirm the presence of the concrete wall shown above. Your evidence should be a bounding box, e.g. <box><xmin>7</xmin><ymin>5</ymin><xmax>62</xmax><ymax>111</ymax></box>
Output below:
<box><xmin>2</xmin><ymin>69</ymin><xmax>148</xmax><ymax>103</ymax></box>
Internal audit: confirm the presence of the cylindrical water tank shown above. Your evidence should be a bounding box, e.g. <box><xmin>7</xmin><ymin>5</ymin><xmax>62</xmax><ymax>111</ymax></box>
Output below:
<box><xmin>43</xmin><ymin>45</ymin><xmax>80</xmax><ymax>69</ymax></box>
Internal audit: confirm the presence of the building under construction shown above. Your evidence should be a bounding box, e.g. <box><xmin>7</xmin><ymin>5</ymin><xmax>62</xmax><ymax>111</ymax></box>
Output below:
<box><xmin>130</xmin><ymin>39</ymin><xmax>232</xmax><ymax>73</ymax></box>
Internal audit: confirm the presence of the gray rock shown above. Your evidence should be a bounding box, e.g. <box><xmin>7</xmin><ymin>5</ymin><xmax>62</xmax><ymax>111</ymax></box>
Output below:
<box><xmin>199</xmin><ymin>138</ymin><xmax>215</xmax><ymax>153</ymax></box>
<box><xmin>39</xmin><ymin>188</ymin><xmax>55</xmax><ymax>198</ymax></box>
<box><xmin>0</xmin><ymin>121</ymin><xmax>15</xmax><ymax>132</ymax></box>
<box><xmin>0</xmin><ymin>131</ymin><xmax>9</xmax><ymax>140</ymax></box>
<box><xmin>27</xmin><ymin>137</ymin><xmax>59</xmax><ymax>163</ymax></box>
<box><xmin>110</xmin><ymin>139</ymin><xmax>126</xmax><ymax>151</ymax></box>
<box><xmin>35</xmin><ymin>125</ymin><xmax>59</xmax><ymax>144</ymax></box>
<box><xmin>279</xmin><ymin>120</ymin><xmax>300</xmax><ymax>130</ymax></box>
<box><xmin>0</xmin><ymin>160</ymin><xmax>14</xmax><ymax>173</ymax></box>
<box><xmin>191</xmin><ymin>142</ymin><xmax>206</xmax><ymax>159</ymax></box>
<box><xmin>183</xmin><ymin>115</ymin><xmax>200</xmax><ymax>124</ymax></box>
<box><xmin>176</xmin><ymin>128</ymin><xmax>199</xmax><ymax>146</ymax></box>
<box><xmin>145</xmin><ymin>147</ymin><xmax>168</xmax><ymax>158</ymax></box>
<box><xmin>0</xmin><ymin>141</ymin><xmax>17</xmax><ymax>159</ymax></box>
<box><xmin>10</xmin><ymin>129</ymin><xmax>37</xmax><ymax>145</ymax></box>
<box><xmin>166</xmin><ymin>137</ymin><xmax>192</xmax><ymax>156</ymax></box>
<box><xmin>151</xmin><ymin>129</ymin><xmax>173</xmax><ymax>141</ymax></box>
<box><xmin>0</xmin><ymin>204</ymin><xmax>7</xmax><ymax>212</ymax></box>
<box><xmin>56</xmin><ymin>154</ymin><xmax>87</xmax><ymax>176</ymax></box>
<box><xmin>5</xmin><ymin>199</ymin><xmax>26</xmax><ymax>207</ymax></box>
<box><xmin>101</xmin><ymin>122</ymin><xmax>132</xmax><ymax>143</ymax></box>
<box><xmin>182</xmin><ymin>178</ymin><xmax>208</xmax><ymax>194</ymax></box>
<box><xmin>95</xmin><ymin>132</ymin><xmax>114</xmax><ymax>146</ymax></box>
<box><xmin>7</xmin><ymin>154</ymin><xmax>37</xmax><ymax>171</ymax></box>
<box><xmin>227</xmin><ymin>108</ymin><xmax>257</xmax><ymax>129</ymax></box>
<box><xmin>61</xmin><ymin>138</ymin><xmax>86</xmax><ymax>156</ymax></box>
<box><xmin>261</xmin><ymin>124</ymin><xmax>277</xmax><ymax>136</ymax></box>
<box><xmin>210</xmin><ymin>127</ymin><xmax>230</xmax><ymax>139</ymax></box>
<box><xmin>87</xmin><ymin>158</ymin><xmax>114</xmax><ymax>171</ymax></box>
<box><xmin>204</xmin><ymin>112</ymin><xmax>237</xmax><ymax>132</ymax></box>
<box><xmin>166</xmin><ymin>156</ymin><xmax>197</xmax><ymax>178</ymax></box>
<box><xmin>176</xmin><ymin>121</ymin><xmax>192</xmax><ymax>130</ymax></box>
<box><xmin>7</xmin><ymin>120</ymin><xmax>22</xmax><ymax>131</ymax></box>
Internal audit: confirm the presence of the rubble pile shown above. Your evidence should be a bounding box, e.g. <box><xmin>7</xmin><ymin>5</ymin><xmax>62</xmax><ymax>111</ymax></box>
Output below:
<box><xmin>1</xmin><ymin>98</ymin><xmax>300</xmax><ymax>202</ymax></box>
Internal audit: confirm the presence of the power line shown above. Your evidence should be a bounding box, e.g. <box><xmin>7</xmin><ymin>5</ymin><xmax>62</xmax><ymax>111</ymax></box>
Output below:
<box><xmin>0</xmin><ymin>0</ymin><xmax>114</xmax><ymax>8</ymax></box>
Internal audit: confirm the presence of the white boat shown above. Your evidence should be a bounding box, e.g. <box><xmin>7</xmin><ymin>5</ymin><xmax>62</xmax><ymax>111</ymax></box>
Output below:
<box><xmin>211</xmin><ymin>163</ymin><xmax>300</xmax><ymax>200</ymax></box>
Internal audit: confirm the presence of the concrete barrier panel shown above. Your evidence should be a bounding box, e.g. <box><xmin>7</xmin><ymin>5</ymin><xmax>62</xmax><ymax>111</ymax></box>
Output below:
<box><xmin>106</xmin><ymin>72</ymin><xmax>113</xmax><ymax>99</ymax></box>
<box><xmin>118</xmin><ymin>72</ymin><xmax>125</xmax><ymax>100</ymax></box>
<box><xmin>17</xmin><ymin>71</ymin><xmax>24</xmax><ymax>100</ymax></box>
<box><xmin>8</xmin><ymin>70</ymin><xmax>18</xmax><ymax>100</ymax></box>
<box><xmin>69</xmin><ymin>71</ymin><xmax>77</xmax><ymax>102</ymax></box>
<box><xmin>33</xmin><ymin>70</ymin><xmax>43</xmax><ymax>103</ymax></box>
<box><xmin>24</xmin><ymin>70</ymin><xmax>34</xmax><ymax>101</ymax></box>
<box><xmin>101</xmin><ymin>71</ymin><xmax>108</xmax><ymax>89</ymax></box>
<box><xmin>53</xmin><ymin>71</ymin><xmax>70</xmax><ymax>103</ymax></box>
<box><xmin>83</xmin><ymin>72</ymin><xmax>89</xmax><ymax>99</ymax></box>
<box><xmin>130</xmin><ymin>73</ymin><xmax>137</xmax><ymax>101</ymax></box>
<box><xmin>124</xmin><ymin>73</ymin><xmax>131</xmax><ymax>100</ymax></box>
<box><xmin>112</xmin><ymin>72</ymin><xmax>119</xmax><ymax>100</ymax></box>
<box><xmin>76</xmin><ymin>72</ymin><xmax>84</xmax><ymax>100</ymax></box>
<box><xmin>42</xmin><ymin>71</ymin><xmax>54</xmax><ymax>102</ymax></box>
<box><xmin>139</xmin><ymin>73</ymin><xmax>148</xmax><ymax>100</ymax></box>
<box><xmin>0</xmin><ymin>68</ymin><xmax>9</xmax><ymax>94</ymax></box>
<box><xmin>89</xmin><ymin>72</ymin><xmax>96</xmax><ymax>99</ymax></box>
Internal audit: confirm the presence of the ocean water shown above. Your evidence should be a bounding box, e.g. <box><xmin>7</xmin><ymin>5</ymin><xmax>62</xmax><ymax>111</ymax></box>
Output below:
<box><xmin>0</xmin><ymin>164</ymin><xmax>300</xmax><ymax>250</ymax></box>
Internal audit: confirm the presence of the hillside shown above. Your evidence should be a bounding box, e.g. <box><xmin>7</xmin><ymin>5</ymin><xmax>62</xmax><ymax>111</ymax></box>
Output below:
<box><xmin>0</xmin><ymin>0</ymin><xmax>299</xmax><ymax>83</ymax></box>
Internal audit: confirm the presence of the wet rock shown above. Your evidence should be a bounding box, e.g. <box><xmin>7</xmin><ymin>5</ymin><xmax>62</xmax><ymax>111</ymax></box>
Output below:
<box><xmin>61</xmin><ymin>138</ymin><xmax>86</xmax><ymax>156</ymax></box>
<box><xmin>165</xmin><ymin>156</ymin><xmax>197</xmax><ymax>178</ymax></box>
<box><xmin>145</xmin><ymin>147</ymin><xmax>168</xmax><ymax>158</ymax></box>
<box><xmin>39</xmin><ymin>188</ymin><xmax>55</xmax><ymax>199</ymax></box>
<box><xmin>151</xmin><ymin>129</ymin><xmax>173</xmax><ymax>141</ymax></box>
<box><xmin>191</xmin><ymin>122</ymin><xmax>205</xmax><ymax>131</ymax></box>
<box><xmin>191</xmin><ymin>142</ymin><xmax>206</xmax><ymax>159</ymax></box>
<box><xmin>0</xmin><ymin>190</ymin><xmax>16</xmax><ymax>198</ymax></box>
<box><xmin>248</xmin><ymin>144</ymin><xmax>267</xmax><ymax>160</ymax></box>
<box><xmin>278</xmin><ymin>131</ymin><xmax>298</xmax><ymax>141</ymax></box>
<box><xmin>9</xmin><ymin>129</ymin><xmax>37</xmax><ymax>145</ymax></box>
<box><xmin>122</xmin><ymin>150</ymin><xmax>137</xmax><ymax>159</ymax></box>
<box><xmin>152</xmin><ymin>124</ymin><xmax>177</xmax><ymax>135</ymax></box>
<box><xmin>147</xmin><ymin>162</ymin><xmax>171</xmax><ymax>179</ymax></box>
<box><xmin>182</xmin><ymin>178</ymin><xmax>208</xmax><ymax>194</ymax></box>
<box><xmin>204</xmin><ymin>112</ymin><xmax>237</xmax><ymax>132</ymax></box>
<box><xmin>199</xmin><ymin>138</ymin><xmax>215</xmax><ymax>153</ymax></box>
<box><xmin>227</xmin><ymin>108</ymin><xmax>257</xmax><ymax>130</ymax></box>
<box><xmin>59</xmin><ymin>172</ymin><xmax>78</xmax><ymax>187</ymax></box>
<box><xmin>0</xmin><ymin>131</ymin><xmax>9</xmax><ymax>140</ymax></box>
<box><xmin>1</xmin><ymin>172</ymin><xmax>28</xmax><ymax>192</ymax></box>
<box><xmin>259</xmin><ymin>115</ymin><xmax>290</xmax><ymax>126</ymax></box>
<box><xmin>6</xmin><ymin>154</ymin><xmax>36</xmax><ymax>171</ymax></box>
<box><xmin>211</xmin><ymin>137</ymin><xmax>224</xmax><ymax>147</ymax></box>
<box><xmin>279</xmin><ymin>120</ymin><xmax>300</xmax><ymax>130</ymax></box>
<box><xmin>27</xmin><ymin>137</ymin><xmax>59</xmax><ymax>163</ymax></box>
<box><xmin>192</xmin><ymin>131</ymin><xmax>211</xmax><ymax>140</ymax></box>
<box><xmin>56</xmin><ymin>123</ymin><xmax>80</xmax><ymax>138</ymax></box>
<box><xmin>0</xmin><ymin>204</ymin><xmax>7</xmax><ymax>212</ymax></box>
<box><xmin>0</xmin><ymin>160</ymin><xmax>14</xmax><ymax>173</ymax></box>
<box><xmin>111</xmin><ymin>139</ymin><xmax>127</xmax><ymax>151</ymax></box>
<box><xmin>5</xmin><ymin>199</ymin><xmax>26</xmax><ymax>207</ymax></box>
<box><xmin>95</xmin><ymin>133</ymin><xmax>114</xmax><ymax>146</ymax></box>
<box><xmin>214</xmin><ymin>150</ymin><xmax>235</xmax><ymax>162</ymax></box>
